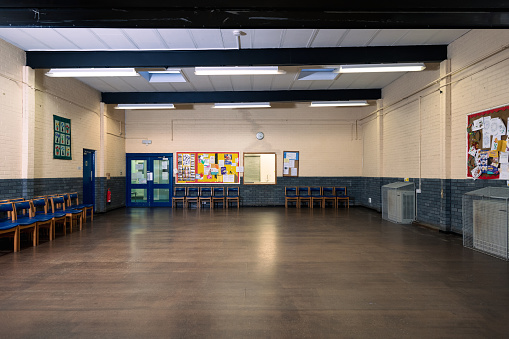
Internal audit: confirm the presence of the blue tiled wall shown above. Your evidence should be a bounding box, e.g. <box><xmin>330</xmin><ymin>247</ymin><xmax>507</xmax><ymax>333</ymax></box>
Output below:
<box><xmin>2</xmin><ymin>175</ymin><xmax>506</xmax><ymax>234</ymax></box>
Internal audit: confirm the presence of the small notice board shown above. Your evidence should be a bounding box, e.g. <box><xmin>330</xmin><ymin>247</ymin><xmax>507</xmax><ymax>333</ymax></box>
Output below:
<box><xmin>176</xmin><ymin>152</ymin><xmax>240</xmax><ymax>184</ymax></box>
<box><xmin>283</xmin><ymin>151</ymin><xmax>299</xmax><ymax>177</ymax></box>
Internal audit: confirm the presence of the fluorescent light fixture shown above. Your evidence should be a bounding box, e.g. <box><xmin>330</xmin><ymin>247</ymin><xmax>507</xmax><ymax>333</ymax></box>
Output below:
<box><xmin>115</xmin><ymin>104</ymin><xmax>175</xmax><ymax>110</ymax></box>
<box><xmin>195</xmin><ymin>66</ymin><xmax>285</xmax><ymax>75</ymax></box>
<box><xmin>213</xmin><ymin>102</ymin><xmax>271</xmax><ymax>109</ymax></box>
<box><xmin>45</xmin><ymin>68</ymin><xmax>139</xmax><ymax>77</ymax></box>
<box><xmin>310</xmin><ymin>101</ymin><xmax>369</xmax><ymax>107</ymax></box>
<box><xmin>138</xmin><ymin>69</ymin><xmax>187</xmax><ymax>83</ymax></box>
<box><xmin>338</xmin><ymin>63</ymin><xmax>426</xmax><ymax>73</ymax></box>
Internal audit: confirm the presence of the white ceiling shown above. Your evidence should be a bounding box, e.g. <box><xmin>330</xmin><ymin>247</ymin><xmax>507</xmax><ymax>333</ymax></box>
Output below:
<box><xmin>0</xmin><ymin>28</ymin><xmax>470</xmax><ymax>93</ymax></box>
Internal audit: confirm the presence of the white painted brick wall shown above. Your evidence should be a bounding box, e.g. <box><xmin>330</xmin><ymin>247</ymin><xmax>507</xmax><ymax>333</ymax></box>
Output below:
<box><xmin>33</xmin><ymin>69</ymin><xmax>102</xmax><ymax>178</ymax></box>
<box><xmin>0</xmin><ymin>39</ymin><xmax>25</xmax><ymax>179</ymax></box>
<box><xmin>125</xmin><ymin>103</ymin><xmax>369</xmax><ymax>177</ymax></box>
<box><xmin>449</xmin><ymin>30</ymin><xmax>509</xmax><ymax>179</ymax></box>
<box><xmin>105</xmin><ymin>104</ymin><xmax>125</xmax><ymax>177</ymax></box>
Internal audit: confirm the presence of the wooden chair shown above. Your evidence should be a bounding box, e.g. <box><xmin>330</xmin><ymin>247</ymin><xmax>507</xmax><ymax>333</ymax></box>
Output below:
<box><xmin>322</xmin><ymin>187</ymin><xmax>336</xmax><ymax>208</ymax></box>
<box><xmin>12</xmin><ymin>201</ymin><xmax>45</xmax><ymax>247</ymax></box>
<box><xmin>226</xmin><ymin>187</ymin><xmax>240</xmax><ymax>209</ymax></box>
<box><xmin>50</xmin><ymin>196</ymin><xmax>83</xmax><ymax>232</ymax></box>
<box><xmin>199</xmin><ymin>187</ymin><xmax>212</xmax><ymax>209</ymax></box>
<box><xmin>68</xmin><ymin>192</ymin><xmax>94</xmax><ymax>222</ymax></box>
<box><xmin>186</xmin><ymin>187</ymin><xmax>199</xmax><ymax>209</ymax></box>
<box><xmin>0</xmin><ymin>202</ymin><xmax>20</xmax><ymax>252</ymax></box>
<box><xmin>298</xmin><ymin>187</ymin><xmax>311</xmax><ymax>208</ymax></box>
<box><xmin>172</xmin><ymin>187</ymin><xmax>186</xmax><ymax>208</ymax></box>
<box><xmin>212</xmin><ymin>187</ymin><xmax>225</xmax><ymax>209</ymax></box>
<box><xmin>335</xmin><ymin>187</ymin><xmax>349</xmax><ymax>208</ymax></box>
<box><xmin>285</xmin><ymin>187</ymin><xmax>299</xmax><ymax>208</ymax></box>
<box><xmin>31</xmin><ymin>197</ymin><xmax>61</xmax><ymax>241</ymax></box>
<box><xmin>310</xmin><ymin>187</ymin><xmax>323</xmax><ymax>208</ymax></box>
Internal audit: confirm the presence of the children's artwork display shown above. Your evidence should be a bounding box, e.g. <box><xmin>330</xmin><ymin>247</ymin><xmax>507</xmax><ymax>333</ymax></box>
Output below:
<box><xmin>467</xmin><ymin>105</ymin><xmax>509</xmax><ymax>179</ymax></box>
<box><xmin>283</xmin><ymin>151</ymin><xmax>299</xmax><ymax>177</ymax></box>
<box><xmin>53</xmin><ymin>115</ymin><xmax>71</xmax><ymax>160</ymax></box>
<box><xmin>176</xmin><ymin>152</ymin><xmax>240</xmax><ymax>184</ymax></box>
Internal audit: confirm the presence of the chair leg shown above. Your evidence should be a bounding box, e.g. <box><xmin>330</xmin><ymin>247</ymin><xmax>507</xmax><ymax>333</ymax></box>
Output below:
<box><xmin>14</xmin><ymin>227</ymin><xmax>19</xmax><ymax>252</ymax></box>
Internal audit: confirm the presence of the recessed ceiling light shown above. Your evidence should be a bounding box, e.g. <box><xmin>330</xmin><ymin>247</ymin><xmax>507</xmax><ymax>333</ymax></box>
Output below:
<box><xmin>195</xmin><ymin>66</ymin><xmax>285</xmax><ymax>75</ymax></box>
<box><xmin>338</xmin><ymin>63</ymin><xmax>426</xmax><ymax>73</ymax></box>
<box><xmin>115</xmin><ymin>104</ymin><xmax>175</xmax><ymax>110</ymax></box>
<box><xmin>45</xmin><ymin>68</ymin><xmax>139</xmax><ymax>77</ymax></box>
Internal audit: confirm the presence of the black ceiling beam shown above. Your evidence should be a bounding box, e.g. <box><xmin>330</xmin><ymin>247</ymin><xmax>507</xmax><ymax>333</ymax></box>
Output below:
<box><xmin>27</xmin><ymin>46</ymin><xmax>446</xmax><ymax>69</ymax></box>
<box><xmin>1</xmin><ymin>3</ymin><xmax>509</xmax><ymax>28</ymax></box>
<box><xmin>101</xmin><ymin>89</ymin><xmax>381</xmax><ymax>104</ymax></box>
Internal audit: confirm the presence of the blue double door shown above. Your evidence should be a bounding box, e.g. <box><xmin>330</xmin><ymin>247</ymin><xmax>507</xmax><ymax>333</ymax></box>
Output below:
<box><xmin>127</xmin><ymin>153</ymin><xmax>173</xmax><ymax>207</ymax></box>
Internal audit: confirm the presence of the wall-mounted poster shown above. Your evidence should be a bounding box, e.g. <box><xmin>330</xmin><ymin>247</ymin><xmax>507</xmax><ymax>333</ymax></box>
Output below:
<box><xmin>53</xmin><ymin>115</ymin><xmax>71</xmax><ymax>160</ymax></box>
<box><xmin>176</xmin><ymin>152</ymin><xmax>240</xmax><ymax>184</ymax></box>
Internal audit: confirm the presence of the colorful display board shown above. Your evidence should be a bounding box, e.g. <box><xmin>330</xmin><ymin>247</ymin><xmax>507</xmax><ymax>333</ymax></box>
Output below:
<box><xmin>176</xmin><ymin>152</ymin><xmax>240</xmax><ymax>184</ymax></box>
<box><xmin>467</xmin><ymin>105</ymin><xmax>509</xmax><ymax>179</ymax></box>
<box><xmin>53</xmin><ymin>115</ymin><xmax>72</xmax><ymax>160</ymax></box>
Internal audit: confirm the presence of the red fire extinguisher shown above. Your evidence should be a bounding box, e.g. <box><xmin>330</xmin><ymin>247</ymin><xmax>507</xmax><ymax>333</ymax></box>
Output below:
<box><xmin>107</xmin><ymin>189</ymin><xmax>112</xmax><ymax>203</ymax></box>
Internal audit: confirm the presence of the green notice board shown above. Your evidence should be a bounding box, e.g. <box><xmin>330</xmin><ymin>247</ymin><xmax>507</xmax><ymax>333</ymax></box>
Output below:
<box><xmin>53</xmin><ymin>115</ymin><xmax>72</xmax><ymax>160</ymax></box>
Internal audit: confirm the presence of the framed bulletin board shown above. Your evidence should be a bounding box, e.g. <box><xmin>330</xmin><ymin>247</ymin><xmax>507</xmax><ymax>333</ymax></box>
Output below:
<box><xmin>176</xmin><ymin>152</ymin><xmax>240</xmax><ymax>184</ymax></box>
<box><xmin>283</xmin><ymin>151</ymin><xmax>299</xmax><ymax>177</ymax></box>
<box><xmin>467</xmin><ymin>104</ymin><xmax>509</xmax><ymax>179</ymax></box>
<box><xmin>53</xmin><ymin>115</ymin><xmax>71</xmax><ymax>160</ymax></box>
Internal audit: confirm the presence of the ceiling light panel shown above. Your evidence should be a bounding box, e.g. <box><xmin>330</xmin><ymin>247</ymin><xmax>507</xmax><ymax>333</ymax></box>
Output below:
<box><xmin>115</xmin><ymin>104</ymin><xmax>175</xmax><ymax>109</ymax></box>
<box><xmin>310</xmin><ymin>101</ymin><xmax>369</xmax><ymax>107</ymax></box>
<box><xmin>338</xmin><ymin>63</ymin><xmax>426</xmax><ymax>73</ymax></box>
<box><xmin>195</xmin><ymin>66</ymin><xmax>285</xmax><ymax>75</ymax></box>
<box><xmin>213</xmin><ymin>102</ymin><xmax>271</xmax><ymax>109</ymax></box>
<box><xmin>45</xmin><ymin>68</ymin><xmax>139</xmax><ymax>77</ymax></box>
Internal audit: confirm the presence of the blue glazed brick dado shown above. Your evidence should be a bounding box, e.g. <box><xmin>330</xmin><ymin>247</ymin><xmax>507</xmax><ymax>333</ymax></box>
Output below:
<box><xmin>1</xmin><ymin>175</ymin><xmax>505</xmax><ymax>234</ymax></box>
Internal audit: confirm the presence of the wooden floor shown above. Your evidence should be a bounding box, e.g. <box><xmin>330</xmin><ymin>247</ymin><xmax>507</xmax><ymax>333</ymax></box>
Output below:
<box><xmin>0</xmin><ymin>207</ymin><xmax>509</xmax><ymax>338</ymax></box>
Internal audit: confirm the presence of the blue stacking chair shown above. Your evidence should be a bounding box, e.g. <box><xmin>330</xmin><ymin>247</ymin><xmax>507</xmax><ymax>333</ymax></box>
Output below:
<box><xmin>335</xmin><ymin>187</ymin><xmax>349</xmax><ymax>208</ymax></box>
<box><xmin>199</xmin><ymin>187</ymin><xmax>212</xmax><ymax>209</ymax></box>
<box><xmin>310</xmin><ymin>187</ymin><xmax>323</xmax><ymax>208</ymax></box>
<box><xmin>68</xmin><ymin>192</ymin><xmax>94</xmax><ymax>222</ymax></box>
<box><xmin>298</xmin><ymin>187</ymin><xmax>311</xmax><ymax>208</ymax></box>
<box><xmin>50</xmin><ymin>196</ymin><xmax>83</xmax><ymax>232</ymax></box>
<box><xmin>13</xmin><ymin>201</ymin><xmax>51</xmax><ymax>247</ymax></box>
<box><xmin>172</xmin><ymin>187</ymin><xmax>186</xmax><ymax>208</ymax></box>
<box><xmin>0</xmin><ymin>202</ymin><xmax>20</xmax><ymax>252</ymax></box>
<box><xmin>32</xmin><ymin>197</ymin><xmax>66</xmax><ymax>239</ymax></box>
<box><xmin>285</xmin><ymin>187</ymin><xmax>298</xmax><ymax>208</ymax></box>
<box><xmin>186</xmin><ymin>187</ymin><xmax>199</xmax><ymax>208</ymax></box>
<box><xmin>212</xmin><ymin>187</ymin><xmax>225</xmax><ymax>208</ymax></box>
<box><xmin>322</xmin><ymin>187</ymin><xmax>336</xmax><ymax>208</ymax></box>
<box><xmin>226</xmin><ymin>187</ymin><xmax>240</xmax><ymax>209</ymax></box>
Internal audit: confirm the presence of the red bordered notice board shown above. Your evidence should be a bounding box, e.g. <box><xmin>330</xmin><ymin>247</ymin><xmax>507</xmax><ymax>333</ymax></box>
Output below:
<box><xmin>467</xmin><ymin>105</ymin><xmax>509</xmax><ymax>179</ymax></box>
<box><xmin>176</xmin><ymin>152</ymin><xmax>240</xmax><ymax>184</ymax></box>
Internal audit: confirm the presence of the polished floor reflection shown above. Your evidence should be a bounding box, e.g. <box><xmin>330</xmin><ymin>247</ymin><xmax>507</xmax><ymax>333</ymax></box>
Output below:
<box><xmin>0</xmin><ymin>207</ymin><xmax>508</xmax><ymax>338</ymax></box>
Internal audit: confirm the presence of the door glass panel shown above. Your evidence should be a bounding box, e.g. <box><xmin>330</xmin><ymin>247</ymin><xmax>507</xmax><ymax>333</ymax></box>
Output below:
<box><xmin>131</xmin><ymin>189</ymin><xmax>147</xmax><ymax>202</ymax></box>
<box><xmin>153</xmin><ymin>189</ymin><xmax>170</xmax><ymax>202</ymax></box>
<box><xmin>154</xmin><ymin>160</ymin><xmax>170</xmax><ymax>184</ymax></box>
<box><xmin>131</xmin><ymin>160</ymin><xmax>147</xmax><ymax>184</ymax></box>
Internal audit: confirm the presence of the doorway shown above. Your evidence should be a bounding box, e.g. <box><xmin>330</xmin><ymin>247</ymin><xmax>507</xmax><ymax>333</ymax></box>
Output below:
<box><xmin>126</xmin><ymin>153</ymin><xmax>173</xmax><ymax>207</ymax></box>
<box><xmin>83</xmin><ymin>149</ymin><xmax>95</xmax><ymax>208</ymax></box>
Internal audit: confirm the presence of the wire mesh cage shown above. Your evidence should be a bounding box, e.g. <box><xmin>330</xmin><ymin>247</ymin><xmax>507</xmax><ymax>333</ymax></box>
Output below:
<box><xmin>463</xmin><ymin>187</ymin><xmax>509</xmax><ymax>260</ymax></box>
<box><xmin>382</xmin><ymin>182</ymin><xmax>415</xmax><ymax>224</ymax></box>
